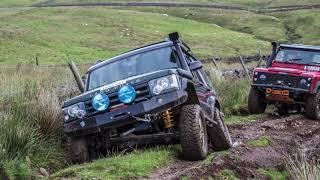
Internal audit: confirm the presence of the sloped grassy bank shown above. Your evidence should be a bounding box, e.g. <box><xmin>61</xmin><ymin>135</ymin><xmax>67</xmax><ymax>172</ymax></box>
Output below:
<box><xmin>0</xmin><ymin>66</ymin><xmax>76</xmax><ymax>178</ymax></box>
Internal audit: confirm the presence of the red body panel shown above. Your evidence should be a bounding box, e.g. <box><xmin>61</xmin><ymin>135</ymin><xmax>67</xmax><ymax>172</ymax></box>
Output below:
<box><xmin>255</xmin><ymin>61</ymin><xmax>320</xmax><ymax>93</ymax></box>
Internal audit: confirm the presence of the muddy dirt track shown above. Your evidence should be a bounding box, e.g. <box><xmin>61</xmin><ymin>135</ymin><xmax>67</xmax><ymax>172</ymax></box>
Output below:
<box><xmin>148</xmin><ymin>113</ymin><xmax>320</xmax><ymax>179</ymax></box>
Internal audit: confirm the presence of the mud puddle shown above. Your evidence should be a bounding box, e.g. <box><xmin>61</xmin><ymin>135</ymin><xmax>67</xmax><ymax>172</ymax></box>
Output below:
<box><xmin>149</xmin><ymin>113</ymin><xmax>320</xmax><ymax>179</ymax></box>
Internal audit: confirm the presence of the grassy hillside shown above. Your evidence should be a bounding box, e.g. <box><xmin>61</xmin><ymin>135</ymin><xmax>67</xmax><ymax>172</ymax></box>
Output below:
<box><xmin>272</xmin><ymin>9</ymin><xmax>320</xmax><ymax>45</ymax></box>
<box><xmin>0</xmin><ymin>0</ymin><xmax>40</xmax><ymax>8</ymax></box>
<box><xmin>128</xmin><ymin>7</ymin><xmax>320</xmax><ymax>46</ymax></box>
<box><xmin>128</xmin><ymin>7</ymin><xmax>287</xmax><ymax>42</ymax></box>
<box><xmin>53</xmin><ymin>0</ymin><xmax>320</xmax><ymax>8</ymax></box>
<box><xmin>1</xmin><ymin>0</ymin><xmax>319</xmax><ymax>8</ymax></box>
<box><xmin>0</xmin><ymin>7</ymin><xmax>269</xmax><ymax>64</ymax></box>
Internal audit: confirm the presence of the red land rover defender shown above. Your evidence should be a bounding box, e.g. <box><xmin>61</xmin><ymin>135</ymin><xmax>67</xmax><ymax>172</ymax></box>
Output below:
<box><xmin>248</xmin><ymin>43</ymin><xmax>320</xmax><ymax>120</ymax></box>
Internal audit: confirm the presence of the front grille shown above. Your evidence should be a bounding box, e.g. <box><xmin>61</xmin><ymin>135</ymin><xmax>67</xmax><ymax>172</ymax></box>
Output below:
<box><xmin>267</xmin><ymin>74</ymin><xmax>301</xmax><ymax>87</ymax></box>
<box><xmin>84</xmin><ymin>82</ymin><xmax>151</xmax><ymax>116</ymax></box>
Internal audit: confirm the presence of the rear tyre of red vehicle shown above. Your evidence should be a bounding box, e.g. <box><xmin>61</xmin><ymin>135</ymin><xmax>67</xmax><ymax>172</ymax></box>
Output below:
<box><xmin>208</xmin><ymin>108</ymin><xmax>233</xmax><ymax>151</ymax></box>
<box><xmin>277</xmin><ymin>104</ymin><xmax>289</xmax><ymax>116</ymax></box>
<box><xmin>305</xmin><ymin>92</ymin><xmax>320</xmax><ymax>120</ymax></box>
<box><xmin>179</xmin><ymin>104</ymin><xmax>208</xmax><ymax>161</ymax></box>
<box><xmin>248</xmin><ymin>87</ymin><xmax>267</xmax><ymax>114</ymax></box>
<box><xmin>66</xmin><ymin>136</ymin><xmax>90</xmax><ymax>164</ymax></box>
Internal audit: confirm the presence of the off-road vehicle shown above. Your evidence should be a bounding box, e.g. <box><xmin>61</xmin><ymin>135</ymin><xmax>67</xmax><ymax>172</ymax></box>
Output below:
<box><xmin>63</xmin><ymin>32</ymin><xmax>232</xmax><ymax>163</ymax></box>
<box><xmin>249</xmin><ymin>43</ymin><xmax>320</xmax><ymax>119</ymax></box>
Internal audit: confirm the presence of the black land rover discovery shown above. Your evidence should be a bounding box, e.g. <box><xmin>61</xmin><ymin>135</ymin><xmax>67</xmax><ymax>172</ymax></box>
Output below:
<box><xmin>63</xmin><ymin>32</ymin><xmax>232</xmax><ymax>163</ymax></box>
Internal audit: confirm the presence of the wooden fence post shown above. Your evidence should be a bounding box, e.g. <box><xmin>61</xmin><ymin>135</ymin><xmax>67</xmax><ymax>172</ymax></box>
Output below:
<box><xmin>211</xmin><ymin>57</ymin><xmax>220</xmax><ymax>72</ymax></box>
<box><xmin>256</xmin><ymin>50</ymin><xmax>263</xmax><ymax>67</ymax></box>
<box><xmin>239</xmin><ymin>56</ymin><xmax>250</xmax><ymax>77</ymax></box>
<box><xmin>68</xmin><ymin>61</ymin><xmax>85</xmax><ymax>93</ymax></box>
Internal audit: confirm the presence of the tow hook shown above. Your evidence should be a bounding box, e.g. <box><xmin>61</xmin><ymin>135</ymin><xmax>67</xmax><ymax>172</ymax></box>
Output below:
<box><xmin>132</xmin><ymin>114</ymin><xmax>152</xmax><ymax>123</ymax></box>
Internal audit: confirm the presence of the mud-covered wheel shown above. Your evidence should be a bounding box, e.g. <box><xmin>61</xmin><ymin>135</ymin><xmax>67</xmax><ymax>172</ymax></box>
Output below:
<box><xmin>277</xmin><ymin>104</ymin><xmax>289</xmax><ymax>116</ymax></box>
<box><xmin>305</xmin><ymin>91</ymin><xmax>320</xmax><ymax>120</ymax></box>
<box><xmin>208</xmin><ymin>108</ymin><xmax>232</xmax><ymax>151</ymax></box>
<box><xmin>179</xmin><ymin>104</ymin><xmax>208</xmax><ymax>161</ymax></box>
<box><xmin>248</xmin><ymin>87</ymin><xmax>267</xmax><ymax>114</ymax></box>
<box><xmin>66</xmin><ymin>136</ymin><xmax>90</xmax><ymax>164</ymax></box>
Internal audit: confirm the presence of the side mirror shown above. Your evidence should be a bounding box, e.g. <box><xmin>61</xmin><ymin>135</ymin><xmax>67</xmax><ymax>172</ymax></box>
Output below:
<box><xmin>169</xmin><ymin>32</ymin><xmax>179</xmax><ymax>41</ymax></box>
<box><xmin>189</xmin><ymin>61</ymin><xmax>203</xmax><ymax>71</ymax></box>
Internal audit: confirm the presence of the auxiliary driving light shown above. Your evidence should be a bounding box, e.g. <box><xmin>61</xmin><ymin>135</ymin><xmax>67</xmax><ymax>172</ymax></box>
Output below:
<box><xmin>118</xmin><ymin>85</ymin><xmax>136</xmax><ymax>104</ymax></box>
<box><xmin>92</xmin><ymin>93</ymin><xmax>110</xmax><ymax>111</ymax></box>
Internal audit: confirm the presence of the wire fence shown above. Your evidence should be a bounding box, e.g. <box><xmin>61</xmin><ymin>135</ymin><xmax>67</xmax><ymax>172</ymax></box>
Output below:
<box><xmin>0</xmin><ymin>54</ymin><xmax>269</xmax><ymax>70</ymax></box>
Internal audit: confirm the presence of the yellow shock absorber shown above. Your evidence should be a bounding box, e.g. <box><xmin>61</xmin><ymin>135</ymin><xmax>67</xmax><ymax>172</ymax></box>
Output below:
<box><xmin>162</xmin><ymin>110</ymin><xmax>174</xmax><ymax>129</ymax></box>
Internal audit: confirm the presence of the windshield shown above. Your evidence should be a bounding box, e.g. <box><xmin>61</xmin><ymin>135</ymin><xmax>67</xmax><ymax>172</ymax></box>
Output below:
<box><xmin>88</xmin><ymin>46</ymin><xmax>179</xmax><ymax>90</ymax></box>
<box><xmin>275</xmin><ymin>49</ymin><xmax>320</xmax><ymax>65</ymax></box>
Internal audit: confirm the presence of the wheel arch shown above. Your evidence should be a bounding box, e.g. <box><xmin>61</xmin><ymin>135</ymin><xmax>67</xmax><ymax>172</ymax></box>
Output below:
<box><xmin>182</xmin><ymin>79</ymin><xmax>200</xmax><ymax>105</ymax></box>
<box><xmin>313</xmin><ymin>81</ymin><xmax>320</xmax><ymax>94</ymax></box>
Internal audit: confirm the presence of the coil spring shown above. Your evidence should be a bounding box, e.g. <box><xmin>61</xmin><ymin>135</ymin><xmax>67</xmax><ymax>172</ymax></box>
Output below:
<box><xmin>162</xmin><ymin>110</ymin><xmax>174</xmax><ymax>129</ymax></box>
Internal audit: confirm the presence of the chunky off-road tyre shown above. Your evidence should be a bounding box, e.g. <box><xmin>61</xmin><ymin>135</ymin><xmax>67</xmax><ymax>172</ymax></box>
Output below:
<box><xmin>248</xmin><ymin>87</ymin><xmax>267</xmax><ymax>114</ymax></box>
<box><xmin>179</xmin><ymin>104</ymin><xmax>208</xmax><ymax>161</ymax></box>
<box><xmin>66</xmin><ymin>136</ymin><xmax>90</xmax><ymax>164</ymax></box>
<box><xmin>277</xmin><ymin>104</ymin><xmax>289</xmax><ymax>116</ymax></box>
<box><xmin>305</xmin><ymin>92</ymin><xmax>320</xmax><ymax>120</ymax></box>
<box><xmin>208</xmin><ymin>108</ymin><xmax>232</xmax><ymax>151</ymax></box>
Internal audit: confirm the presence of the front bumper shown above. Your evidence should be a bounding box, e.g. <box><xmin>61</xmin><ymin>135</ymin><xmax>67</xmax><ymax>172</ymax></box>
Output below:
<box><xmin>252</xmin><ymin>84</ymin><xmax>310</xmax><ymax>104</ymax></box>
<box><xmin>252</xmin><ymin>84</ymin><xmax>310</xmax><ymax>93</ymax></box>
<box><xmin>64</xmin><ymin>90</ymin><xmax>188</xmax><ymax>135</ymax></box>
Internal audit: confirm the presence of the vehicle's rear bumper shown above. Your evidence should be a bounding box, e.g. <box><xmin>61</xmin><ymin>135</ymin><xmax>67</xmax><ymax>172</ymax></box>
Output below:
<box><xmin>64</xmin><ymin>90</ymin><xmax>188</xmax><ymax>136</ymax></box>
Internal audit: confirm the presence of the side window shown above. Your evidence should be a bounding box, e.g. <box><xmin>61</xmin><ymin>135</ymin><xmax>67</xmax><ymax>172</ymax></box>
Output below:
<box><xmin>312</xmin><ymin>55</ymin><xmax>320</xmax><ymax>64</ymax></box>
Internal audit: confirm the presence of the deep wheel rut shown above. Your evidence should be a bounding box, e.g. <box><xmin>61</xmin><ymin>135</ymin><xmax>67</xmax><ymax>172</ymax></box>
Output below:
<box><xmin>148</xmin><ymin>113</ymin><xmax>320</xmax><ymax>179</ymax></box>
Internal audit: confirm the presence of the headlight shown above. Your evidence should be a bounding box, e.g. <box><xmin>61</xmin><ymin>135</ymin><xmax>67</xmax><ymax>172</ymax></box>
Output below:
<box><xmin>259</xmin><ymin>74</ymin><xmax>267</xmax><ymax>81</ymax></box>
<box><xmin>299</xmin><ymin>78</ymin><xmax>311</xmax><ymax>89</ymax></box>
<box><xmin>118</xmin><ymin>85</ymin><xmax>136</xmax><ymax>104</ymax></box>
<box><xmin>92</xmin><ymin>93</ymin><xmax>110</xmax><ymax>111</ymax></box>
<box><xmin>63</xmin><ymin>102</ymin><xmax>86</xmax><ymax>122</ymax></box>
<box><xmin>149</xmin><ymin>74</ymin><xmax>179</xmax><ymax>95</ymax></box>
<box><xmin>300</xmin><ymin>79</ymin><xmax>307</xmax><ymax>85</ymax></box>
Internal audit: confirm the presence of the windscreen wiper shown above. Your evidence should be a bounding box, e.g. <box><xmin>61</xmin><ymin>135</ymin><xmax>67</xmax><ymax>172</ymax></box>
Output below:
<box><xmin>287</xmin><ymin>58</ymin><xmax>303</xmax><ymax>62</ymax></box>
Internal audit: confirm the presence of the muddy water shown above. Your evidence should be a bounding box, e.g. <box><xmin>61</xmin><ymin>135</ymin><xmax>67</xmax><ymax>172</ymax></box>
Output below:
<box><xmin>149</xmin><ymin>114</ymin><xmax>320</xmax><ymax>179</ymax></box>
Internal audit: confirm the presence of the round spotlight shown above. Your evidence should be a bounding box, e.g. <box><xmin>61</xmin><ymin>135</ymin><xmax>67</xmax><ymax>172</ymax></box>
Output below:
<box><xmin>118</xmin><ymin>85</ymin><xmax>136</xmax><ymax>104</ymax></box>
<box><xmin>92</xmin><ymin>93</ymin><xmax>110</xmax><ymax>111</ymax></box>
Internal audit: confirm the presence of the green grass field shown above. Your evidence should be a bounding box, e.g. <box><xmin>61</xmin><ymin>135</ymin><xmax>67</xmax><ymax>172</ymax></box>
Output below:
<box><xmin>272</xmin><ymin>9</ymin><xmax>320</xmax><ymax>45</ymax></box>
<box><xmin>54</xmin><ymin>146</ymin><xmax>179</xmax><ymax>179</ymax></box>
<box><xmin>0</xmin><ymin>7</ymin><xmax>269</xmax><ymax>64</ymax></box>
<box><xmin>129</xmin><ymin>7</ymin><xmax>320</xmax><ymax>45</ymax></box>
<box><xmin>128</xmin><ymin>7</ymin><xmax>287</xmax><ymax>42</ymax></box>
<box><xmin>52</xmin><ymin>0</ymin><xmax>320</xmax><ymax>8</ymax></box>
<box><xmin>0</xmin><ymin>0</ymin><xmax>40</xmax><ymax>8</ymax></box>
<box><xmin>2</xmin><ymin>0</ymin><xmax>319</xmax><ymax>8</ymax></box>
